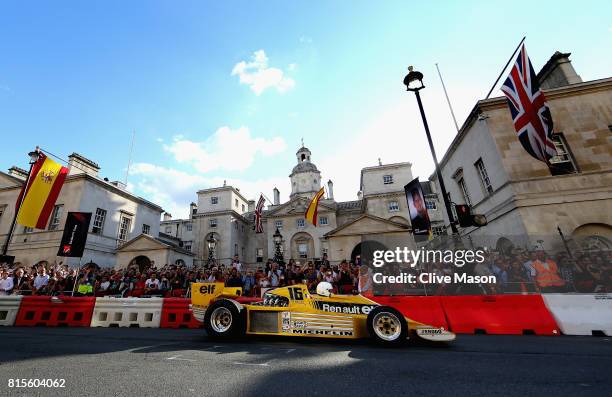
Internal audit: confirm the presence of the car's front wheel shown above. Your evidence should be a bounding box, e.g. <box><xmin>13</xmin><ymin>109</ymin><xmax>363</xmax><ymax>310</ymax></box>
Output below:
<box><xmin>204</xmin><ymin>299</ymin><xmax>245</xmax><ymax>339</ymax></box>
<box><xmin>366</xmin><ymin>306</ymin><xmax>408</xmax><ymax>345</ymax></box>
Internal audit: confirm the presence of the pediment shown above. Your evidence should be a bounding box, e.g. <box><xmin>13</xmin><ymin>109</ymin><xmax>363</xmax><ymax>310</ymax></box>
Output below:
<box><xmin>116</xmin><ymin>234</ymin><xmax>167</xmax><ymax>252</ymax></box>
<box><xmin>267</xmin><ymin>196</ymin><xmax>334</xmax><ymax>217</ymax></box>
<box><xmin>325</xmin><ymin>214</ymin><xmax>409</xmax><ymax>237</ymax></box>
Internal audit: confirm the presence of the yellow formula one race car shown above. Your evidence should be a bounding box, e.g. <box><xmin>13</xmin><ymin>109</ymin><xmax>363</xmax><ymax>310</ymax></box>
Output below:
<box><xmin>191</xmin><ymin>281</ymin><xmax>455</xmax><ymax>345</ymax></box>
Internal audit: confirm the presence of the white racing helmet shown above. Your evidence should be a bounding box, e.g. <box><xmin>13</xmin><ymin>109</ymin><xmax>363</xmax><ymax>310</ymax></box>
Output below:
<box><xmin>316</xmin><ymin>281</ymin><xmax>333</xmax><ymax>297</ymax></box>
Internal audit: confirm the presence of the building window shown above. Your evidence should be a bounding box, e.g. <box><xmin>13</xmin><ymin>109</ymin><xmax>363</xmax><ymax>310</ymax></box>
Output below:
<box><xmin>92</xmin><ymin>208</ymin><xmax>107</xmax><ymax>235</ymax></box>
<box><xmin>432</xmin><ymin>225</ymin><xmax>447</xmax><ymax>236</ymax></box>
<box><xmin>296</xmin><ymin>218</ymin><xmax>305</xmax><ymax>228</ymax></box>
<box><xmin>142</xmin><ymin>224</ymin><xmax>150</xmax><ymax>235</ymax></box>
<box><xmin>234</xmin><ymin>243</ymin><xmax>238</xmax><ymax>256</ymax></box>
<box><xmin>165</xmin><ymin>226</ymin><xmax>172</xmax><ymax>233</ymax></box>
<box><xmin>209</xmin><ymin>219</ymin><xmax>218</xmax><ymax>228</ymax></box>
<box><xmin>118</xmin><ymin>216</ymin><xmax>132</xmax><ymax>243</ymax></box>
<box><xmin>319</xmin><ymin>216</ymin><xmax>328</xmax><ymax>225</ymax></box>
<box><xmin>24</xmin><ymin>226</ymin><xmax>33</xmax><ymax>233</ymax></box>
<box><xmin>383</xmin><ymin>175</ymin><xmax>394</xmax><ymax>184</ymax></box>
<box><xmin>235</xmin><ymin>199</ymin><xmax>239</xmax><ymax>207</ymax></box>
<box><xmin>256</xmin><ymin>248</ymin><xmax>264</xmax><ymax>262</ymax></box>
<box><xmin>298</xmin><ymin>243</ymin><xmax>308</xmax><ymax>258</ymax></box>
<box><xmin>457</xmin><ymin>177</ymin><xmax>471</xmax><ymax>206</ymax></box>
<box><xmin>211</xmin><ymin>196</ymin><xmax>218</xmax><ymax>205</ymax></box>
<box><xmin>192</xmin><ymin>207</ymin><xmax>197</xmax><ymax>215</ymax></box>
<box><xmin>0</xmin><ymin>205</ymin><xmax>5</xmax><ymax>221</ymax></box>
<box><xmin>549</xmin><ymin>133</ymin><xmax>578</xmax><ymax>175</ymax></box>
<box><xmin>475</xmin><ymin>158</ymin><xmax>493</xmax><ymax>195</ymax></box>
<box><xmin>275</xmin><ymin>220</ymin><xmax>283</xmax><ymax>230</ymax></box>
<box><xmin>388</xmin><ymin>201</ymin><xmax>400</xmax><ymax>212</ymax></box>
<box><xmin>184</xmin><ymin>243</ymin><xmax>192</xmax><ymax>252</ymax></box>
<box><xmin>48</xmin><ymin>204</ymin><xmax>63</xmax><ymax>230</ymax></box>
<box><xmin>186</xmin><ymin>223</ymin><xmax>192</xmax><ymax>231</ymax></box>
<box><xmin>425</xmin><ymin>197</ymin><xmax>437</xmax><ymax>210</ymax></box>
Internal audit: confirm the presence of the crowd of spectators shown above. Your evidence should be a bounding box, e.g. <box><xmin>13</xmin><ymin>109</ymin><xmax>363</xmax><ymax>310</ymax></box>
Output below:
<box><xmin>0</xmin><ymin>248</ymin><xmax>610</xmax><ymax>298</ymax></box>
<box><xmin>375</xmin><ymin>247</ymin><xmax>612</xmax><ymax>295</ymax></box>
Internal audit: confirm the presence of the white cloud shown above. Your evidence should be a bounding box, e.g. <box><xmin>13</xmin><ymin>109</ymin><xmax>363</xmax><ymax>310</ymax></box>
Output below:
<box><xmin>129</xmin><ymin>162</ymin><xmax>289</xmax><ymax>218</ymax></box>
<box><xmin>231</xmin><ymin>50</ymin><xmax>295</xmax><ymax>95</ymax></box>
<box><xmin>163</xmin><ymin>126</ymin><xmax>286</xmax><ymax>173</ymax></box>
<box><xmin>299</xmin><ymin>36</ymin><xmax>313</xmax><ymax>44</ymax></box>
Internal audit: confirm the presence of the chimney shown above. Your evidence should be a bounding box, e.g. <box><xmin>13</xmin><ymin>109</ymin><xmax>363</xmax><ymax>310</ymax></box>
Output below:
<box><xmin>8</xmin><ymin>166</ymin><xmax>28</xmax><ymax>181</ymax></box>
<box><xmin>248</xmin><ymin>200</ymin><xmax>256</xmax><ymax>212</ymax></box>
<box><xmin>538</xmin><ymin>51</ymin><xmax>583</xmax><ymax>90</ymax></box>
<box><xmin>327</xmin><ymin>180</ymin><xmax>334</xmax><ymax>200</ymax></box>
<box><xmin>163</xmin><ymin>212</ymin><xmax>172</xmax><ymax>221</ymax></box>
<box><xmin>67</xmin><ymin>153</ymin><xmax>100</xmax><ymax>177</ymax></box>
<box><xmin>273</xmin><ymin>187</ymin><xmax>280</xmax><ymax>205</ymax></box>
<box><xmin>189</xmin><ymin>202</ymin><xmax>197</xmax><ymax>219</ymax></box>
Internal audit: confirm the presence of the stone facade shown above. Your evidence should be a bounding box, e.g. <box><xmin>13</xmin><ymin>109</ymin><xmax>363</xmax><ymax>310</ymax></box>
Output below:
<box><xmin>430</xmin><ymin>52</ymin><xmax>612</xmax><ymax>251</ymax></box>
<box><xmin>168</xmin><ymin>146</ymin><xmax>440</xmax><ymax>266</ymax></box>
<box><xmin>0</xmin><ymin>153</ymin><xmax>164</xmax><ymax>267</ymax></box>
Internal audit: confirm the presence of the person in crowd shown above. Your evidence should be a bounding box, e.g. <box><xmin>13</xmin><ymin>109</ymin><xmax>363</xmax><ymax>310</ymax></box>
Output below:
<box><xmin>357</xmin><ymin>265</ymin><xmax>372</xmax><ymax>295</ymax></box>
<box><xmin>304</xmin><ymin>262</ymin><xmax>320</xmax><ymax>292</ymax></box>
<box><xmin>12</xmin><ymin>267</ymin><xmax>29</xmax><ymax>295</ymax></box>
<box><xmin>144</xmin><ymin>273</ymin><xmax>161</xmax><ymax>295</ymax></box>
<box><xmin>31</xmin><ymin>266</ymin><xmax>50</xmax><ymax>295</ymax></box>
<box><xmin>268</xmin><ymin>262</ymin><xmax>282</xmax><ymax>288</ymax></box>
<box><xmin>96</xmin><ymin>276</ymin><xmax>111</xmax><ymax>296</ymax></box>
<box><xmin>0</xmin><ymin>270</ymin><xmax>14</xmax><ymax>295</ymax></box>
<box><xmin>231</xmin><ymin>255</ymin><xmax>243</xmax><ymax>272</ymax></box>
<box><xmin>532</xmin><ymin>249</ymin><xmax>565</xmax><ymax>292</ymax></box>
<box><xmin>337</xmin><ymin>260</ymin><xmax>354</xmax><ymax>294</ymax></box>
<box><xmin>242</xmin><ymin>270</ymin><xmax>256</xmax><ymax>296</ymax></box>
<box><xmin>225</xmin><ymin>268</ymin><xmax>243</xmax><ymax>288</ymax></box>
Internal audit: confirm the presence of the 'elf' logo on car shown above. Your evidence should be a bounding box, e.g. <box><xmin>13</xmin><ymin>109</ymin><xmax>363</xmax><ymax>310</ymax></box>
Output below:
<box><xmin>199</xmin><ymin>285</ymin><xmax>216</xmax><ymax>294</ymax></box>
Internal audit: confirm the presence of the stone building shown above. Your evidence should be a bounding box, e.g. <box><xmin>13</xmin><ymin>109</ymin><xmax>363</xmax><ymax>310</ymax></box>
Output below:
<box><xmin>430</xmin><ymin>51</ymin><xmax>612</xmax><ymax>251</ymax></box>
<box><xmin>0</xmin><ymin>153</ymin><xmax>173</xmax><ymax>268</ymax></box>
<box><xmin>168</xmin><ymin>145</ymin><xmax>442</xmax><ymax>267</ymax></box>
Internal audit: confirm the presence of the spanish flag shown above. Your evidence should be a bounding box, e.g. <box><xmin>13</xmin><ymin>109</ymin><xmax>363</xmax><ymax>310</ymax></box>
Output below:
<box><xmin>16</xmin><ymin>152</ymin><xmax>68</xmax><ymax>229</ymax></box>
<box><xmin>305</xmin><ymin>187</ymin><xmax>325</xmax><ymax>226</ymax></box>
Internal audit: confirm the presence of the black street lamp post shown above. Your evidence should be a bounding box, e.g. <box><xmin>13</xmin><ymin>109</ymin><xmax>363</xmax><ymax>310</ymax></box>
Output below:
<box><xmin>206</xmin><ymin>234</ymin><xmax>217</xmax><ymax>265</ymax></box>
<box><xmin>403</xmin><ymin>67</ymin><xmax>459</xmax><ymax>235</ymax></box>
<box><xmin>272</xmin><ymin>227</ymin><xmax>284</xmax><ymax>265</ymax></box>
<box><xmin>1</xmin><ymin>147</ymin><xmax>41</xmax><ymax>259</ymax></box>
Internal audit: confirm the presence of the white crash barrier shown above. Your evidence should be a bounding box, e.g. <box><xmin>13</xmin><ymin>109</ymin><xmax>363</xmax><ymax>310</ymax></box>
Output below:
<box><xmin>90</xmin><ymin>297</ymin><xmax>163</xmax><ymax>328</ymax></box>
<box><xmin>0</xmin><ymin>296</ymin><xmax>23</xmax><ymax>326</ymax></box>
<box><xmin>543</xmin><ymin>293</ymin><xmax>612</xmax><ymax>336</ymax></box>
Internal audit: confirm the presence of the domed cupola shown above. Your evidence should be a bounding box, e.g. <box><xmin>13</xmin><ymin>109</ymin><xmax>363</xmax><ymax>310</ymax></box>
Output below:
<box><xmin>290</xmin><ymin>144</ymin><xmax>321</xmax><ymax>198</ymax></box>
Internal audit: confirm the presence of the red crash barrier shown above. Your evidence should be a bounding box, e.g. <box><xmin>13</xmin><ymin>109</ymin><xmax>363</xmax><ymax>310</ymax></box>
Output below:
<box><xmin>369</xmin><ymin>296</ymin><xmax>449</xmax><ymax>329</ymax></box>
<box><xmin>160</xmin><ymin>298</ymin><xmax>202</xmax><ymax>329</ymax></box>
<box><xmin>15</xmin><ymin>296</ymin><xmax>95</xmax><ymax>327</ymax></box>
<box><xmin>440</xmin><ymin>295</ymin><xmax>560</xmax><ymax>335</ymax></box>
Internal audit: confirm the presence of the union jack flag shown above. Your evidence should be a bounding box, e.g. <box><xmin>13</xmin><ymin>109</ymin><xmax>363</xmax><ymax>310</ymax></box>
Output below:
<box><xmin>254</xmin><ymin>194</ymin><xmax>265</xmax><ymax>233</ymax></box>
<box><xmin>501</xmin><ymin>44</ymin><xmax>557</xmax><ymax>163</ymax></box>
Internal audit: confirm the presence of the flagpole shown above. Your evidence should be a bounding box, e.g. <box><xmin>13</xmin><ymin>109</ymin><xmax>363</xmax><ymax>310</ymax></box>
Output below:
<box><xmin>435</xmin><ymin>63</ymin><xmax>460</xmax><ymax>132</ymax></box>
<box><xmin>1</xmin><ymin>147</ymin><xmax>40</xmax><ymax>257</ymax></box>
<box><xmin>485</xmin><ymin>36</ymin><xmax>526</xmax><ymax>99</ymax></box>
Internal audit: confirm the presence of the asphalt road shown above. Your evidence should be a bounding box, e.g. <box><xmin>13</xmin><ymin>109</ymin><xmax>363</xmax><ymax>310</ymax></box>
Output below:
<box><xmin>0</xmin><ymin>328</ymin><xmax>610</xmax><ymax>397</ymax></box>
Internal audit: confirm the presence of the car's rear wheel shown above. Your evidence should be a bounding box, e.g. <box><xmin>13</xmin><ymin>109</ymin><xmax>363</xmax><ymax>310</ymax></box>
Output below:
<box><xmin>204</xmin><ymin>299</ymin><xmax>245</xmax><ymax>339</ymax></box>
<box><xmin>367</xmin><ymin>306</ymin><xmax>408</xmax><ymax>345</ymax></box>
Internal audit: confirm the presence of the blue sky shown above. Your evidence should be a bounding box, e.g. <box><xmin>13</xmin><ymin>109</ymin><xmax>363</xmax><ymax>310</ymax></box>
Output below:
<box><xmin>1</xmin><ymin>1</ymin><xmax>610</xmax><ymax>217</ymax></box>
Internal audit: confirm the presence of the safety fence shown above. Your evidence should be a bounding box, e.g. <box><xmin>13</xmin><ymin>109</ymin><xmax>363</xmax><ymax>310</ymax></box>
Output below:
<box><xmin>0</xmin><ymin>294</ymin><xmax>610</xmax><ymax>336</ymax></box>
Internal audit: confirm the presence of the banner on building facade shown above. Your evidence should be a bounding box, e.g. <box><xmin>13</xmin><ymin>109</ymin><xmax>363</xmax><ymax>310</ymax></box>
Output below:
<box><xmin>57</xmin><ymin>212</ymin><xmax>92</xmax><ymax>257</ymax></box>
<box><xmin>404</xmin><ymin>177</ymin><xmax>432</xmax><ymax>237</ymax></box>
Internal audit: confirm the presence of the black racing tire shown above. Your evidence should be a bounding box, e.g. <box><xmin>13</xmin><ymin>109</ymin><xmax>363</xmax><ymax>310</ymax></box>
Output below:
<box><xmin>366</xmin><ymin>306</ymin><xmax>408</xmax><ymax>345</ymax></box>
<box><xmin>204</xmin><ymin>299</ymin><xmax>246</xmax><ymax>339</ymax></box>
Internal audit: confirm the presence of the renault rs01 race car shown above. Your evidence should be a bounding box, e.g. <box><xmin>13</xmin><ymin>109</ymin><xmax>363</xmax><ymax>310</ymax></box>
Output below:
<box><xmin>190</xmin><ymin>281</ymin><xmax>455</xmax><ymax>344</ymax></box>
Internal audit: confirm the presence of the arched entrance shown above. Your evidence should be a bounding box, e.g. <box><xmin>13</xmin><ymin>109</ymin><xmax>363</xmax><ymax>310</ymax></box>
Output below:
<box><xmin>129</xmin><ymin>255</ymin><xmax>151</xmax><ymax>272</ymax></box>
<box><xmin>351</xmin><ymin>240</ymin><xmax>388</xmax><ymax>265</ymax></box>
<box><xmin>572</xmin><ymin>223</ymin><xmax>612</xmax><ymax>251</ymax></box>
<box><xmin>496</xmin><ymin>237</ymin><xmax>515</xmax><ymax>256</ymax></box>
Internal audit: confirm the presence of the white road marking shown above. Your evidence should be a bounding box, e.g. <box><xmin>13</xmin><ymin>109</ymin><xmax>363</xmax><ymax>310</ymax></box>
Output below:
<box><xmin>233</xmin><ymin>361</ymin><xmax>272</xmax><ymax>367</ymax></box>
<box><xmin>166</xmin><ymin>354</ymin><xmax>196</xmax><ymax>362</ymax></box>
